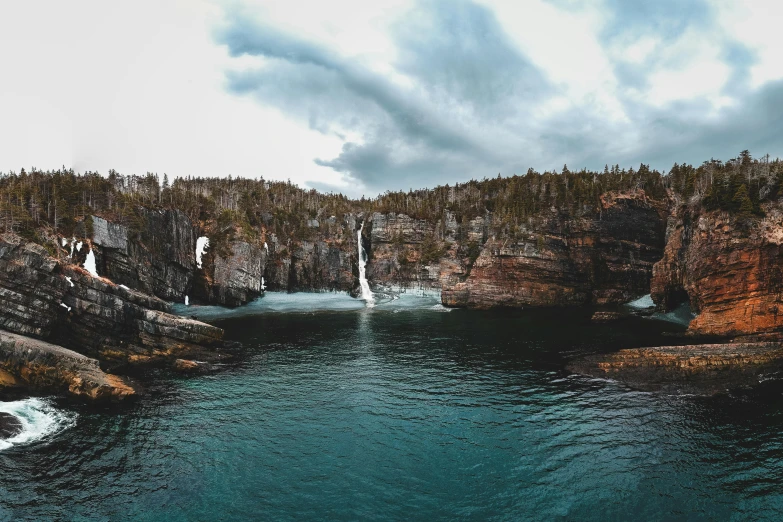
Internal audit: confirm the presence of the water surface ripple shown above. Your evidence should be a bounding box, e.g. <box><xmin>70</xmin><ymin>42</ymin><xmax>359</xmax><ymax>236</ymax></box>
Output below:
<box><xmin>2</xmin><ymin>294</ymin><xmax>783</xmax><ymax>521</ymax></box>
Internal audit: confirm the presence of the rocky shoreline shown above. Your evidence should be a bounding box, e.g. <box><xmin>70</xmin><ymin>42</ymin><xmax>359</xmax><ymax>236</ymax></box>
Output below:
<box><xmin>0</xmin><ymin>330</ymin><xmax>135</xmax><ymax>401</ymax></box>
<box><xmin>0</xmin><ymin>233</ymin><xmax>228</xmax><ymax>400</ymax></box>
<box><xmin>567</xmin><ymin>342</ymin><xmax>783</xmax><ymax>395</ymax></box>
<box><xmin>2</xmin><ymin>167</ymin><xmax>783</xmax><ymax>399</ymax></box>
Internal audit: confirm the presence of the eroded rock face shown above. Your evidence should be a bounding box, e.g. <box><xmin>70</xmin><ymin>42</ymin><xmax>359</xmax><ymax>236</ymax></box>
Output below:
<box><xmin>0</xmin><ymin>330</ymin><xmax>136</xmax><ymax>401</ymax></box>
<box><xmin>367</xmin><ymin>212</ymin><xmax>449</xmax><ymax>290</ymax></box>
<box><xmin>651</xmin><ymin>203</ymin><xmax>783</xmax><ymax>337</ymax></box>
<box><xmin>196</xmin><ymin>240</ymin><xmax>267</xmax><ymax>307</ymax></box>
<box><xmin>441</xmin><ymin>191</ymin><xmax>668</xmax><ymax>308</ymax></box>
<box><xmin>90</xmin><ymin>210</ymin><xmax>196</xmax><ymax>303</ymax></box>
<box><xmin>0</xmin><ymin>235</ymin><xmax>223</xmax><ymax>369</ymax></box>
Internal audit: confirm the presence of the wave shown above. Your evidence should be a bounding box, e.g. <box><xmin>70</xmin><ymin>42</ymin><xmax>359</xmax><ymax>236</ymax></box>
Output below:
<box><xmin>625</xmin><ymin>294</ymin><xmax>655</xmax><ymax>309</ymax></box>
<box><xmin>0</xmin><ymin>398</ymin><xmax>76</xmax><ymax>451</ymax></box>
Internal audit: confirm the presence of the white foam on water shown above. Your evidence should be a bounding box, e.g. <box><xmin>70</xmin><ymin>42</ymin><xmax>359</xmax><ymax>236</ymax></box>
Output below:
<box><xmin>83</xmin><ymin>249</ymin><xmax>99</xmax><ymax>277</ymax></box>
<box><xmin>626</xmin><ymin>294</ymin><xmax>654</xmax><ymax>308</ymax></box>
<box><xmin>651</xmin><ymin>302</ymin><xmax>695</xmax><ymax>326</ymax></box>
<box><xmin>172</xmin><ymin>290</ymin><xmax>447</xmax><ymax>321</ymax></box>
<box><xmin>357</xmin><ymin>222</ymin><xmax>374</xmax><ymax>307</ymax></box>
<box><xmin>0</xmin><ymin>398</ymin><xmax>75</xmax><ymax>451</ymax></box>
<box><xmin>196</xmin><ymin>237</ymin><xmax>209</xmax><ymax>269</ymax></box>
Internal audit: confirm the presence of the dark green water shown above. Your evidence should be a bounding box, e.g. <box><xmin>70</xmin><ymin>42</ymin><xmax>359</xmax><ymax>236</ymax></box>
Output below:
<box><xmin>2</xmin><ymin>293</ymin><xmax>783</xmax><ymax>521</ymax></box>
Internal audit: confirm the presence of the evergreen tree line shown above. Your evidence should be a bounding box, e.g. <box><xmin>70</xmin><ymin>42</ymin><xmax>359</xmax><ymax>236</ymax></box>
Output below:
<box><xmin>1</xmin><ymin>151</ymin><xmax>780</xmax><ymax>241</ymax></box>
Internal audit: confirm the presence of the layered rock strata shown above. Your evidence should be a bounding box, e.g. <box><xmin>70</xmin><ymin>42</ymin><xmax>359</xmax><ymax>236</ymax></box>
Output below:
<box><xmin>442</xmin><ymin>191</ymin><xmax>668</xmax><ymax>308</ymax></box>
<box><xmin>0</xmin><ymin>330</ymin><xmax>135</xmax><ymax>401</ymax></box>
<box><xmin>0</xmin><ymin>235</ymin><xmax>223</xmax><ymax>371</ymax></box>
<box><xmin>651</xmin><ymin>203</ymin><xmax>783</xmax><ymax>337</ymax></box>
<box><xmin>195</xmin><ymin>240</ymin><xmax>267</xmax><ymax>307</ymax></box>
<box><xmin>367</xmin><ymin>212</ymin><xmax>457</xmax><ymax>290</ymax></box>
<box><xmin>89</xmin><ymin>210</ymin><xmax>196</xmax><ymax>303</ymax></box>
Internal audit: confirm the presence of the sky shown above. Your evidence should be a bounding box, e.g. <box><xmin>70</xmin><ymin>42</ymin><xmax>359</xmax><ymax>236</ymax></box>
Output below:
<box><xmin>1</xmin><ymin>0</ymin><xmax>781</xmax><ymax>197</ymax></box>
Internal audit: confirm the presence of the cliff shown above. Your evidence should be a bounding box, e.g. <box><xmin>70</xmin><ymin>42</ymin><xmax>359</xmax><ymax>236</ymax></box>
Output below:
<box><xmin>49</xmin><ymin>190</ymin><xmax>670</xmax><ymax>311</ymax></box>
<box><xmin>6</xmin><ymin>160</ymin><xmax>783</xmax><ymax>341</ymax></box>
<box><xmin>195</xmin><ymin>239</ymin><xmax>268</xmax><ymax>307</ymax></box>
<box><xmin>0</xmin><ymin>234</ymin><xmax>223</xmax><ymax>371</ymax></box>
<box><xmin>651</xmin><ymin>201</ymin><xmax>783</xmax><ymax>337</ymax></box>
<box><xmin>441</xmin><ymin>191</ymin><xmax>668</xmax><ymax>308</ymax></box>
<box><xmin>366</xmin><ymin>211</ymin><xmax>458</xmax><ymax>291</ymax></box>
<box><xmin>89</xmin><ymin>209</ymin><xmax>195</xmax><ymax>303</ymax></box>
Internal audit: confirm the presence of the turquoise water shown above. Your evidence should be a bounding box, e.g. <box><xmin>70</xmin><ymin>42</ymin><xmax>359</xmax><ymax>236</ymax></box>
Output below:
<box><xmin>2</xmin><ymin>293</ymin><xmax>783</xmax><ymax>521</ymax></box>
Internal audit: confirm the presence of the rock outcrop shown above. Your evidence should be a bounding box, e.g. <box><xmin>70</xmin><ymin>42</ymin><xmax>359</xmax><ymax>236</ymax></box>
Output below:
<box><xmin>0</xmin><ymin>412</ymin><xmax>23</xmax><ymax>438</ymax></box>
<box><xmin>0</xmin><ymin>234</ymin><xmax>223</xmax><ymax>370</ymax></box>
<box><xmin>0</xmin><ymin>330</ymin><xmax>135</xmax><ymax>401</ymax></box>
<box><xmin>568</xmin><ymin>342</ymin><xmax>783</xmax><ymax>395</ymax></box>
<box><xmin>442</xmin><ymin>191</ymin><xmax>668</xmax><ymax>308</ymax></box>
<box><xmin>196</xmin><ymin>240</ymin><xmax>267</xmax><ymax>307</ymax></box>
<box><xmin>89</xmin><ymin>210</ymin><xmax>196</xmax><ymax>303</ymax></box>
<box><xmin>367</xmin><ymin>212</ymin><xmax>452</xmax><ymax>290</ymax></box>
<box><xmin>651</xmin><ymin>203</ymin><xmax>783</xmax><ymax>337</ymax></box>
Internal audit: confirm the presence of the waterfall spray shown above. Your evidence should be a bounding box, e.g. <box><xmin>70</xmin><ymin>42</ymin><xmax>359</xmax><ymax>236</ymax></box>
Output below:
<box><xmin>357</xmin><ymin>222</ymin><xmax>374</xmax><ymax>306</ymax></box>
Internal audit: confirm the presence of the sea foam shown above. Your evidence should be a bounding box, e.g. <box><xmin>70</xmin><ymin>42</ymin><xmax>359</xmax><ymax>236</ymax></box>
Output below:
<box><xmin>0</xmin><ymin>398</ymin><xmax>75</xmax><ymax>451</ymax></box>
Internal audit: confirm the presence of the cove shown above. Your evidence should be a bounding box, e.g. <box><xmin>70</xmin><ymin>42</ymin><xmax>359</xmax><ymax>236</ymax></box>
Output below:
<box><xmin>2</xmin><ymin>293</ymin><xmax>783</xmax><ymax>520</ymax></box>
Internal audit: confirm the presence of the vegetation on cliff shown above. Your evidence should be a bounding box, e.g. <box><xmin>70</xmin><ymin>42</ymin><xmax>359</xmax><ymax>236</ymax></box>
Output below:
<box><xmin>0</xmin><ymin>151</ymin><xmax>778</xmax><ymax>269</ymax></box>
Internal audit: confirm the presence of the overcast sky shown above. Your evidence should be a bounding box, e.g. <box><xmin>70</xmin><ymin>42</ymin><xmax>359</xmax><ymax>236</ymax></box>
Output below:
<box><xmin>1</xmin><ymin>0</ymin><xmax>781</xmax><ymax>197</ymax></box>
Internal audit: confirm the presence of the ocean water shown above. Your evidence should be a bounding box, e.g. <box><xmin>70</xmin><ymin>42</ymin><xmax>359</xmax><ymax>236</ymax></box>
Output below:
<box><xmin>2</xmin><ymin>293</ymin><xmax>783</xmax><ymax>521</ymax></box>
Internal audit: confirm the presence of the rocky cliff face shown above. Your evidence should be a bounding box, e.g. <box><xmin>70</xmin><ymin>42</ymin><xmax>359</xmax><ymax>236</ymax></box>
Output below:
<box><xmin>367</xmin><ymin>212</ymin><xmax>454</xmax><ymax>290</ymax></box>
<box><xmin>89</xmin><ymin>209</ymin><xmax>196</xmax><ymax>303</ymax></box>
<box><xmin>441</xmin><ymin>191</ymin><xmax>668</xmax><ymax>308</ymax></box>
<box><xmin>0</xmin><ymin>234</ymin><xmax>223</xmax><ymax>371</ymax></box>
<box><xmin>195</xmin><ymin>240</ymin><xmax>268</xmax><ymax>307</ymax></box>
<box><xmin>651</xmin><ymin>202</ymin><xmax>783</xmax><ymax>337</ymax></box>
<box><xmin>65</xmin><ymin>210</ymin><xmax>272</xmax><ymax>308</ymax></box>
<box><xmin>262</xmin><ymin>219</ymin><xmax>356</xmax><ymax>293</ymax></box>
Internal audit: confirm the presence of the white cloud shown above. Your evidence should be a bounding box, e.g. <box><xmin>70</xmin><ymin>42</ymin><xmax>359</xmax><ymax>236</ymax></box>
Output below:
<box><xmin>713</xmin><ymin>0</ymin><xmax>783</xmax><ymax>88</ymax></box>
<box><xmin>0</xmin><ymin>0</ymin><xmax>781</xmax><ymax>193</ymax></box>
<box><xmin>0</xmin><ymin>0</ymin><xmax>348</xmax><ymax>189</ymax></box>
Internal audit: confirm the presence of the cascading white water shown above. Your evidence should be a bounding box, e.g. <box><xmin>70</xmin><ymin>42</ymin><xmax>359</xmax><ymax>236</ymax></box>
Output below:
<box><xmin>84</xmin><ymin>249</ymin><xmax>99</xmax><ymax>277</ymax></box>
<box><xmin>196</xmin><ymin>237</ymin><xmax>210</xmax><ymax>269</ymax></box>
<box><xmin>357</xmin><ymin>222</ymin><xmax>374</xmax><ymax>306</ymax></box>
<box><xmin>0</xmin><ymin>398</ymin><xmax>75</xmax><ymax>451</ymax></box>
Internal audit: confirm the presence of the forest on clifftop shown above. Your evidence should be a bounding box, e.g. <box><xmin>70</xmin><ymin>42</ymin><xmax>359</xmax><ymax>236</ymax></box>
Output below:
<box><xmin>1</xmin><ymin>151</ymin><xmax>781</xmax><ymax>249</ymax></box>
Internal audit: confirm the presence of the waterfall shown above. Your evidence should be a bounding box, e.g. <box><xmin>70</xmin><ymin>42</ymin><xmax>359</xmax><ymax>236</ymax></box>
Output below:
<box><xmin>357</xmin><ymin>222</ymin><xmax>374</xmax><ymax>305</ymax></box>
<box><xmin>196</xmin><ymin>237</ymin><xmax>209</xmax><ymax>269</ymax></box>
<box><xmin>84</xmin><ymin>249</ymin><xmax>99</xmax><ymax>277</ymax></box>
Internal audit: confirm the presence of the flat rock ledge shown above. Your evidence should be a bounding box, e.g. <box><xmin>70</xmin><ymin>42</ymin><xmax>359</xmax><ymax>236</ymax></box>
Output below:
<box><xmin>590</xmin><ymin>311</ymin><xmax>627</xmax><ymax>323</ymax></box>
<box><xmin>0</xmin><ymin>329</ymin><xmax>136</xmax><ymax>401</ymax></box>
<box><xmin>567</xmin><ymin>342</ymin><xmax>783</xmax><ymax>395</ymax></box>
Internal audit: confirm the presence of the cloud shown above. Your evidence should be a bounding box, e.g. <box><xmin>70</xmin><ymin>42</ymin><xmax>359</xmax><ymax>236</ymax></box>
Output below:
<box><xmin>216</xmin><ymin>0</ymin><xmax>783</xmax><ymax>194</ymax></box>
<box><xmin>216</xmin><ymin>0</ymin><xmax>552</xmax><ymax>191</ymax></box>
